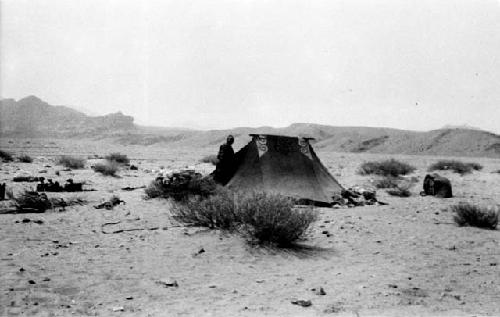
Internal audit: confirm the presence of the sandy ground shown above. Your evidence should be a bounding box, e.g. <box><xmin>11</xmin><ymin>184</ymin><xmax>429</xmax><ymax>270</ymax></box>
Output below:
<box><xmin>1</xmin><ymin>138</ymin><xmax>499</xmax><ymax>316</ymax></box>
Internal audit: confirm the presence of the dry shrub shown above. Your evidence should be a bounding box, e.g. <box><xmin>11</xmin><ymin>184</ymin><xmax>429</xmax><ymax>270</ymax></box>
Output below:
<box><xmin>237</xmin><ymin>192</ymin><xmax>317</xmax><ymax>246</ymax></box>
<box><xmin>199</xmin><ymin>154</ymin><xmax>219</xmax><ymax>165</ymax></box>
<box><xmin>145</xmin><ymin>176</ymin><xmax>218</xmax><ymax>201</ymax></box>
<box><xmin>0</xmin><ymin>150</ymin><xmax>14</xmax><ymax>162</ymax></box>
<box><xmin>105</xmin><ymin>152</ymin><xmax>130</xmax><ymax>164</ymax></box>
<box><xmin>428</xmin><ymin>160</ymin><xmax>482</xmax><ymax>175</ymax></box>
<box><xmin>373</xmin><ymin>177</ymin><xmax>400</xmax><ymax>189</ymax></box>
<box><xmin>170</xmin><ymin>190</ymin><xmax>317</xmax><ymax>247</ymax></box>
<box><xmin>359</xmin><ymin>159</ymin><xmax>416</xmax><ymax>177</ymax></box>
<box><xmin>93</xmin><ymin>162</ymin><xmax>119</xmax><ymax>176</ymax></box>
<box><xmin>171</xmin><ymin>189</ymin><xmax>238</xmax><ymax>229</ymax></box>
<box><xmin>452</xmin><ymin>203</ymin><xmax>498</xmax><ymax>229</ymax></box>
<box><xmin>57</xmin><ymin>155</ymin><xmax>86</xmax><ymax>169</ymax></box>
<box><xmin>18</xmin><ymin>154</ymin><xmax>33</xmax><ymax>163</ymax></box>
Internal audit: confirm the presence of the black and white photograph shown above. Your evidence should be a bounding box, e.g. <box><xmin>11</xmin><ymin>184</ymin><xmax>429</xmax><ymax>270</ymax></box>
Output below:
<box><xmin>1</xmin><ymin>0</ymin><xmax>499</xmax><ymax>316</ymax></box>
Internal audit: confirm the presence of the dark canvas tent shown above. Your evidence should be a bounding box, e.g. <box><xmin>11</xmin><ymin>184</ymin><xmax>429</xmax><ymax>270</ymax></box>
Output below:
<box><xmin>226</xmin><ymin>134</ymin><xmax>344</xmax><ymax>204</ymax></box>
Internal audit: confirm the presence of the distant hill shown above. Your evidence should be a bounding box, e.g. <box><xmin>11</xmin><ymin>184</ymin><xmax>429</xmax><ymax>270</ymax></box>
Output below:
<box><xmin>1</xmin><ymin>96</ymin><xmax>499</xmax><ymax>157</ymax></box>
<box><xmin>0</xmin><ymin>96</ymin><xmax>135</xmax><ymax>137</ymax></box>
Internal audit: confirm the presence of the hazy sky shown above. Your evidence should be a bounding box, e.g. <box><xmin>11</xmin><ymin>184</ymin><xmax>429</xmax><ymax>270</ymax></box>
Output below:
<box><xmin>1</xmin><ymin>0</ymin><xmax>500</xmax><ymax>132</ymax></box>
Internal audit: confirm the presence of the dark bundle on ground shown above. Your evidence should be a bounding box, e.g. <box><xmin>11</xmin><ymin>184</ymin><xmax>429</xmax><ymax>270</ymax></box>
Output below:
<box><xmin>13</xmin><ymin>176</ymin><xmax>42</xmax><ymax>182</ymax></box>
<box><xmin>171</xmin><ymin>189</ymin><xmax>237</xmax><ymax>229</ymax></box>
<box><xmin>452</xmin><ymin>203</ymin><xmax>498</xmax><ymax>229</ymax></box>
<box><xmin>0</xmin><ymin>150</ymin><xmax>14</xmax><ymax>162</ymax></box>
<box><xmin>57</xmin><ymin>155</ymin><xmax>86</xmax><ymax>169</ymax></box>
<box><xmin>421</xmin><ymin>173</ymin><xmax>452</xmax><ymax>198</ymax></box>
<box><xmin>145</xmin><ymin>171</ymin><xmax>218</xmax><ymax>201</ymax></box>
<box><xmin>428</xmin><ymin>160</ymin><xmax>482</xmax><ymax>175</ymax></box>
<box><xmin>199</xmin><ymin>154</ymin><xmax>219</xmax><ymax>166</ymax></box>
<box><xmin>237</xmin><ymin>192</ymin><xmax>317</xmax><ymax>246</ymax></box>
<box><xmin>105</xmin><ymin>152</ymin><xmax>130</xmax><ymax>164</ymax></box>
<box><xmin>93</xmin><ymin>162</ymin><xmax>119</xmax><ymax>176</ymax></box>
<box><xmin>18</xmin><ymin>154</ymin><xmax>33</xmax><ymax>163</ymax></box>
<box><xmin>387</xmin><ymin>187</ymin><xmax>411</xmax><ymax>197</ymax></box>
<box><xmin>13</xmin><ymin>191</ymin><xmax>52</xmax><ymax>213</ymax></box>
<box><xmin>358</xmin><ymin>159</ymin><xmax>416</xmax><ymax>177</ymax></box>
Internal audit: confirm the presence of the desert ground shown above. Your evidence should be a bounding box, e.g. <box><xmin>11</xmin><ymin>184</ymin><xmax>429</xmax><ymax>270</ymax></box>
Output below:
<box><xmin>1</xmin><ymin>138</ymin><xmax>499</xmax><ymax>316</ymax></box>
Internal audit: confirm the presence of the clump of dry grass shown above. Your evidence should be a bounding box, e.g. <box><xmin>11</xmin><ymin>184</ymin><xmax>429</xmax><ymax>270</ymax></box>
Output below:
<box><xmin>13</xmin><ymin>191</ymin><xmax>52</xmax><ymax>213</ymax></box>
<box><xmin>57</xmin><ymin>155</ymin><xmax>86</xmax><ymax>169</ymax></box>
<box><xmin>93</xmin><ymin>162</ymin><xmax>119</xmax><ymax>176</ymax></box>
<box><xmin>451</xmin><ymin>203</ymin><xmax>498</xmax><ymax>230</ymax></box>
<box><xmin>0</xmin><ymin>149</ymin><xmax>14</xmax><ymax>162</ymax></box>
<box><xmin>237</xmin><ymin>192</ymin><xmax>317</xmax><ymax>246</ymax></box>
<box><xmin>171</xmin><ymin>189</ymin><xmax>237</xmax><ymax>229</ymax></box>
<box><xmin>373</xmin><ymin>177</ymin><xmax>400</xmax><ymax>189</ymax></box>
<box><xmin>18</xmin><ymin>154</ymin><xmax>33</xmax><ymax>163</ymax></box>
<box><xmin>105</xmin><ymin>152</ymin><xmax>130</xmax><ymax>164</ymax></box>
<box><xmin>386</xmin><ymin>187</ymin><xmax>411</xmax><ymax>197</ymax></box>
<box><xmin>359</xmin><ymin>159</ymin><xmax>416</xmax><ymax>177</ymax></box>
<box><xmin>428</xmin><ymin>160</ymin><xmax>482</xmax><ymax>175</ymax></box>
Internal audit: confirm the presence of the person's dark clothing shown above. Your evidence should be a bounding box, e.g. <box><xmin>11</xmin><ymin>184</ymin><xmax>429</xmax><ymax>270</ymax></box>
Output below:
<box><xmin>214</xmin><ymin>143</ymin><xmax>235</xmax><ymax>185</ymax></box>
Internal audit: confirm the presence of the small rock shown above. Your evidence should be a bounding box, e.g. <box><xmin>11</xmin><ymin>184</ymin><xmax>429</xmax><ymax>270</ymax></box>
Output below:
<box><xmin>33</xmin><ymin>220</ymin><xmax>44</xmax><ymax>225</ymax></box>
<box><xmin>112</xmin><ymin>306</ymin><xmax>124</xmax><ymax>312</ymax></box>
<box><xmin>28</xmin><ymin>280</ymin><xmax>36</xmax><ymax>284</ymax></box>
<box><xmin>490</xmin><ymin>263</ymin><xmax>497</xmax><ymax>266</ymax></box>
<box><xmin>388</xmin><ymin>284</ymin><xmax>398</xmax><ymax>288</ymax></box>
<box><xmin>126</xmin><ymin>296</ymin><xmax>133</xmax><ymax>300</ymax></box>
<box><xmin>312</xmin><ymin>287</ymin><xmax>326</xmax><ymax>295</ymax></box>
<box><xmin>22</xmin><ymin>218</ymin><xmax>31</xmax><ymax>223</ymax></box>
<box><xmin>321</xmin><ymin>230</ymin><xmax>329</xmax><ymax>235</ymax></box>
<box><xmin>156</xmin><ymin>279</ymin><xmax>178</xmax><ymax>288</ymax></box>
<box><xmin>291</xmin><ymin>299</ymin><xmax>312</xmax><ymax>307</ymax></box>
<box><xmin>208</xmin><ymin>285</ymin><xmax>217</xmax><ymax>288</ymax></box>
<box><xmin>43</xmin><ymin>277</ymin><xmax>50</xmax><ymax>281</ymax></box>
<box><xmin>19</xmin><ymin>267</ymin><xmax>25</xmax><ymax>272</ymax></box>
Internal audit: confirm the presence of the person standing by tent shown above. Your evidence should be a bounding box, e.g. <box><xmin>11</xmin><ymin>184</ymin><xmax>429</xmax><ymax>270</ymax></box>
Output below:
<box><xmin>214</xmin><ymin>135</ymin><xmax>236</xmax><ymax>185</ymax></box>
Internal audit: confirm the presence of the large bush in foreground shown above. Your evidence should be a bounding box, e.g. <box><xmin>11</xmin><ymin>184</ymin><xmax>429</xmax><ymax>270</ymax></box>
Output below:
<box><xmin>428</xmin><ymin>160</ymin><xmax>482</xmax><ymax>175</ymax></box>
<box><xmin>452</xmin><ymin>203</ymin><xmax>498</xmax><ymax>230</ymax></box>
<box><xmin>57</xmin><ymin>155</ymin><xmax>86</xmax><ymax>169</ymax></box>
<box><xmin>237</xmin><ymin>192</ymin><xmax>317</xmax><ymax>246</ymax></box>
<box><xmin>359</xmin><ymin>159</ymin><xmax>416</xmax><ymax>177</ymax></box>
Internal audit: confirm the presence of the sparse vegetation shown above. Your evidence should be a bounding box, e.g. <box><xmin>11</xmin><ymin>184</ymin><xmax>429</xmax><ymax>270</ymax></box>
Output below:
<box><xmin>386</xmin><ymin>187</ymin><xmax>411</xmax><ymax>197</ymax></box>
<box><xmin>359</xmin><ymin>159</ymin><xmax>416</xmax><ymax>177</ymax></box>
<box><xmin>170</xmin><ymin>189</ymin><xmax>317</xmax><ymax>247</ymax></box>
<box><xmin>428</xmin><ymin>160</ymin><xmax>483</xmax><ymax>175</ymax></box>
<box><xmin>0</xmin><ymin>149</ymin><xmax>14</xmax><ymax>162</ymax></box>
<box><xmin>200</xmin><ymin>154</ymin><xmax>219</xmax><ymax>165</ymax></box>
<box><xmin>171</xmin><ymin>189</ymin><xmax>238</xmax><ymax>229</ymax></box>
<box><xmin>451</xmin><ymin>203</ymin><xmax>498</xmax><ymax>229</ymax></box>
<box><xmin>18</xmin><ymin>154</ymin><xmax>33</xmax><ymax>163</ymax></box>
<box><xmin>237</xmin><ymin>192</ymin><xmax>317</xmax><ymax>246</ymax></box>
<box><xmin>57</xmin><ymin>155</ymin><xmax>86</xmax><ymax>169</ymax></box>
<box><xmin>373</xmin><ymin>177</ymin><xmax>400</xmax><ymax>189</ymax></box>
<box><xmin>93</xmin><ymin>162</ymin><xmax>119</xmax><ymax>176</ymax></box>
<box><xmin>105</xmin><ymin>152</ymin><xmax>130</xmax><ymax>164</ymax></box>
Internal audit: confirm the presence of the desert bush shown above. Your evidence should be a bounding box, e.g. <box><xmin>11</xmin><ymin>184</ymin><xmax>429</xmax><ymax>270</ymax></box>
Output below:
<box><xmin>358</xmin><ymin>159</ymin><xmax>416</xmax><ymax>177</ymax></box>
<box><xmin>171</xmin><ymin>189</ymin><xmax>238</xmax><ymax>229</ymax></box>
<box><xmin>145</xmin><ymin>176</ymin><xmax>218</xmax><ymax>201</ymax></box>
<box><xmin>428</xmin><ymin>160</ymin><xmax>482</xmax><ymax>175</ymax></box>
<box><xmin>451</xmin><ymin>203</ymin><xmax>498</xmax><ymax>229</ymax></box>
<box><xmin>57</xmin><ymin>155</ymin><xmax>86</xmax><ymax>169</ymax></box>
<box><xmin>18</xmin><ymin>154</ymin><xmax>33</xmax><ymax>163</ymax></box>
<box><xmin>237</xmin><ymin>192</ymin><xmax>317</xmax><ymax>246</ymax></box>
<box><xmin>14</xmin><ymin>191</ymin><xmax>52</xmax><ymax>213</ymax></box>
<box><xmin>105</xmin><ymin>152</ymin><xmax>130</xmax><ymax>164</ymax></box>
<box><xmin>373</xmin><ymin>177</ymin><xmax>400</xmax><ymax>189</ymax></box>
<box><xmin>93</xmin><ymin>162</ymin><xmax>119</xmax><ymax>176</ymax></box>
<box><xmin>200</xmin><ymin>154</ymin><xmax>219</xmax><ymax>165</ymax></box>
<box><xmin>0</xmin><ymin>149</ymin><xmax>14</xmax><ymax>162</ymax></box>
